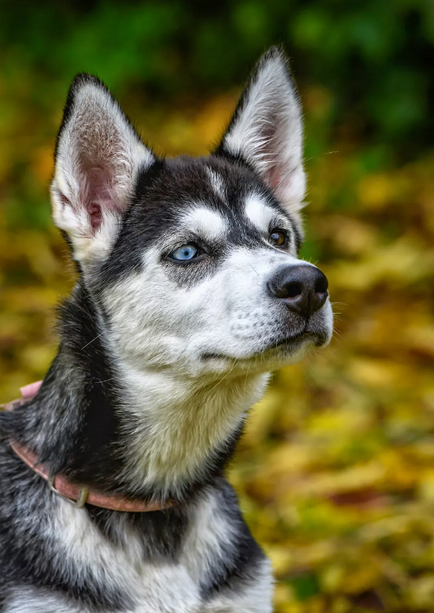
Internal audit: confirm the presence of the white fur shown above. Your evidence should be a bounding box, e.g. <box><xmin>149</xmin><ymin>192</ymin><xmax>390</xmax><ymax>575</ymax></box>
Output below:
<box><xmin>222</xmin><ymin>51</ymin><xmax>306</xmax><ymax>214</ymax></box>
<box><xmin>180</xmin><ymin>206</ymin><xmax>227</xmax><ymax>242</ymax></box>
<box><xmin>205</xmin><ymin>167</ymin><xmax>226</xmax><ymax>201</ymax></box>
<box><xmin>181</xmin><ymin>491</ymin><xmax>235</xmax><ymax>582</ymax></box>
<box><xmin>4</xmin><ymin>587</ymin><xmax>83</xmax><ymax>613</ymax></box>
<box><xmin>120</xmin><ymin>368</ymin><xmax>269</xmax><ymax>496</ymax></box>
<box><xmin>244</xmin><ymin>194</ymin><xmax>280</xmax><ymax>233</ymax></box>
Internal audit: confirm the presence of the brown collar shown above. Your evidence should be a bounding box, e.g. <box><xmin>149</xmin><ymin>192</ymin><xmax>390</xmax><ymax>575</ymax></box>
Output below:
<box><xmin>2</xmin><ymin>382</ymin><xmax>174</xmax><ymax>513</ymax></box>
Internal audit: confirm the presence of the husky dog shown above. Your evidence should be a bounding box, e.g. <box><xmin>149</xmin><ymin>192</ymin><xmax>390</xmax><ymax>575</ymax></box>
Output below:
<box><xmin>0</xmin><ymin>47</ymin><xmax>332</xmax><ymax>612</ymax></box>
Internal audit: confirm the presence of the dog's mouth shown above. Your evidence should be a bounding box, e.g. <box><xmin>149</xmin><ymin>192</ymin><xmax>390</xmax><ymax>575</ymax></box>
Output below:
<box><xmin>201</xmin><ymin>328</ymin><xmax>328</xmax><ymax>362</ymax></box>
<box><xmin>273</xmin><ymin>329</ymin><xmax>328</xmax><ymax>349</ymax></box>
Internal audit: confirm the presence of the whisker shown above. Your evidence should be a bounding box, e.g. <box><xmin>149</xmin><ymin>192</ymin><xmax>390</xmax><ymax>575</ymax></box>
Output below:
<box><xmin>81</xmin><ymin>332</ymin><xmax>103</xmax><ymax>351</ymax></box>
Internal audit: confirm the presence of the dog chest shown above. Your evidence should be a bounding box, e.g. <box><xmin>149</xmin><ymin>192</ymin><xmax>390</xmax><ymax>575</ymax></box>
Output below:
<box><xmin>45</xmin><ymin>486</ymin><xmax>271</xmax><ymax>613</ymax></box>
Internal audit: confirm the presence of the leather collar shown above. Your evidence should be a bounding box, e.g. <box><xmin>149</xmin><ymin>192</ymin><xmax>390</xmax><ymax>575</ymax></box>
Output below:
<box><xmin>2</xmin><ymin>381</ymin><xmax>174</xmax><ymax>513</ymax></box>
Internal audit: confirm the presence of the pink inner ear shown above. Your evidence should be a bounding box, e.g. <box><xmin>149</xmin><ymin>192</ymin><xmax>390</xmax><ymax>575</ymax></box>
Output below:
<box><xmin>88</xmin><ymin>202</ymin><xmax>102</xmax><ymax>230</ymax></box>
<box><xmin>84</xmin><ymin>166</ymin><xmax>122</xmax><ymax>233</ymax></box>
<box><xmin>267</xmin><ymin>165</ymin><xmax>283</xmax><ymax>192</ymax></box>
<box><xmin>266</xmin><ymin>162</ymin><xmax>292</xmax><ymax>200</ymax></box>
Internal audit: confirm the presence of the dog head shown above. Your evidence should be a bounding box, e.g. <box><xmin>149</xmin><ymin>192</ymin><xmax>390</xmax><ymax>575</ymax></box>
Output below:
<box><xmin>50</xmin><ymin>47</ymin><xmax>333</xmax><ymax>380</ymax></box>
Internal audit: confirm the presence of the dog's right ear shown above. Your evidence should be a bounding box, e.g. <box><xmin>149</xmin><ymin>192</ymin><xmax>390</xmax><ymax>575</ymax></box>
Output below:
<box><xmin>51</xmin><ymin>74</ymin><xmax>155</xmax><ymax>268</ymax></box>
<box><xmin>215</xmin><ymin>47</ymin><xmax>305</xmax><ymax>216</ymax></box>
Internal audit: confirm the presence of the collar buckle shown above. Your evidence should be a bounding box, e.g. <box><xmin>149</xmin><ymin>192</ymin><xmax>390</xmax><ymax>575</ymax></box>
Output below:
<box><xmin>48</xmin><ymin>475</ymin><xmax>89</xmax><ymax>508</ymax></box>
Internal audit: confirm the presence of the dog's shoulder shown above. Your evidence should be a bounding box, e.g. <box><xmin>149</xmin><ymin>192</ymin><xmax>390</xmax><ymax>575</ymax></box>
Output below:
<box><xmin>0</xmin><ymin>463</ymin><xmax>271</xmax><ymax>612</ymax></box>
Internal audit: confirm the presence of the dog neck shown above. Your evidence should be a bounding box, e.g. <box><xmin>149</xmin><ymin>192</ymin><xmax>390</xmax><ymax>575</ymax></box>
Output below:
<box><xmin>1</xmin><ymin>281</ymin><xmax>268</xmax><ymax>502</ymax></box>
<box><xmin>115</xmin><ymin>363</ymin><xmax>268</xmax><ymax>499</ymax></box>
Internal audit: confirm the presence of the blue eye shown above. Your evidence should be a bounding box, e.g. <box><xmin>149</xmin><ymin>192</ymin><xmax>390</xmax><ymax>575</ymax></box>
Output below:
<box><xmin>171</xmin><ymin>244</ymin><xmax>198</xmax><ymax>261</ymax></box>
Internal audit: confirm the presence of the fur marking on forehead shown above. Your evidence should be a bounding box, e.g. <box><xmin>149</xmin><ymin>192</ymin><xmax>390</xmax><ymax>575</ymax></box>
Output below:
<box><xmin>205</xmin><ymin>167</ymin><xmax>226</xmax><ymax>201</ymax></box>
<box><xmin>244</xmin><ymin>195</ymin><xmax>280</xmax><ymax>233</ymax></box>
<box><xmin>180</xmin><ymin>206</ymin><xmax>227</xmax><ymax>241</ymax></box>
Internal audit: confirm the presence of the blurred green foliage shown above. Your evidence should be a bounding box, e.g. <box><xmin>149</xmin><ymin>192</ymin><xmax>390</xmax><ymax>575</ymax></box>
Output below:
<box><xmin>1</xmin><ymin>0</ymin><xmax>433</xmax><ymax>161</ymax></box>
<box><xmin>1</xmin><ymin>2</ymin><xmax>434</xmax><ymax>611</ymax></box>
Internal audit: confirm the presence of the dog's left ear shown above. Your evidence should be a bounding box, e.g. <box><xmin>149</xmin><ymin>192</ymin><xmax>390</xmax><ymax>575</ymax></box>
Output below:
<box><xmin>51</xmin><ymin>74</ymin><xmax>155</xmax><ymax>268</ymax></box>
<box><xmin>215</xmin><ymin>47</ymin><xmax>305</xmax><ymax>214</ymax></box>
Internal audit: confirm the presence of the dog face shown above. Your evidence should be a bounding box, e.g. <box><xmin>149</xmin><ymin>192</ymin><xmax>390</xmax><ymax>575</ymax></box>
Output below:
<box><xmin>50</xmin><ymin>48</ymin><xmax>333</xmax><ymax>380</ymax></box>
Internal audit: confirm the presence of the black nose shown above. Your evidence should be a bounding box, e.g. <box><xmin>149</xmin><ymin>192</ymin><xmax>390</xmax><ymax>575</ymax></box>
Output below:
<box><xmin>267</xmin><ymin>265</ymin><xmax>329</xmax><ymax>318</ymax></box>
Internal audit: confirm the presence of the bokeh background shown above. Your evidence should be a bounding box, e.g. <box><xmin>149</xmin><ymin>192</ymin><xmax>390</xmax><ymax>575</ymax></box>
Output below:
<box><xmin>1</xmin><ymin>1</ymin><xmax>434</xmax><ymax>611</ymax></box>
